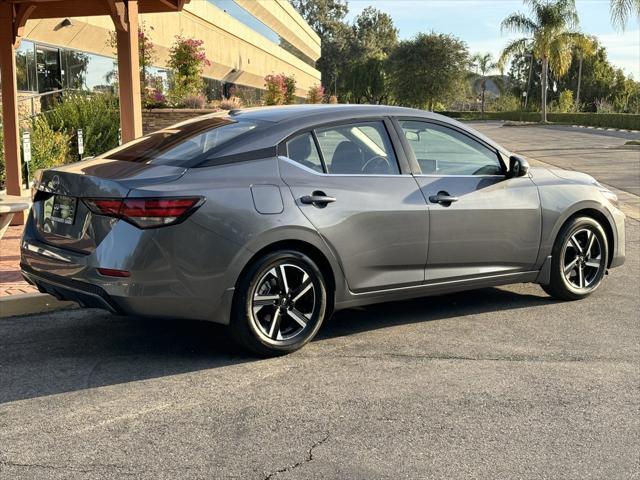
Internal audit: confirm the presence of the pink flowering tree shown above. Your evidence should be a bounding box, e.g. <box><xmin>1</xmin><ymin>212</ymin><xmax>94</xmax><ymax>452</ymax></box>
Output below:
<box><xmin>264</xmin><ymin>74</ymin><xmax>297</xmax><ymax>105</ymax></box>
<box><xmin>108</xmin><ymin>22</ymin><xmax>163</xmax><ymax>107</ymax></box>
<box><xmin>167</xmin><ymin>36</ymin><xmax>210</xmax><ymax>105</ymax></box>
<box><xmin>306</xmin><ymin>84</ymin><xmax>325</xmax><ymax>104</ymax></box>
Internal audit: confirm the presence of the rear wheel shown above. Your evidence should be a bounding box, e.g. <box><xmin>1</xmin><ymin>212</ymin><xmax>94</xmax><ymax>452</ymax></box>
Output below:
<box><xmin>230</xmin><ymin>250</ymin><xmax>327</xmax><ymax>356</ymax></box>
<box><xmin>542</xmin><ymin>217</ymin><xmax>608</xmax><ymax>300</ymax></box>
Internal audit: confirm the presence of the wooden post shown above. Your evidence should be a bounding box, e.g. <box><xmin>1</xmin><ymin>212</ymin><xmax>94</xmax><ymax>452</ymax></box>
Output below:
<box><xmin>114</xmin><ymin>0</ymin><xmax>142</xmax><ymax>142</ymax></box>
<box><xmin>0</xmin><ymin>3</ymin><xmax>25</xmax><ymax>224</ymax></box>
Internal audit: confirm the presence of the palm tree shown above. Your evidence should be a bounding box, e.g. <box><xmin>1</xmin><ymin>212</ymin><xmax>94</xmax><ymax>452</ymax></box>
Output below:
<box><xmin>471</xmin><ymin>53</ymin><xmax>498</xmax><ymax>116</ymax></box>
<box><xmin>610</xmin><ymin>0</ymin><xmax>640</xmax><ymax>30</ymax></box>
<box><xmin>500</xmin><ymin>0</ymin><xmax>589</xmax><ymax>123</ymax></box>
<box><xmin>574</xmin><ymin>36</ymin><xmax>596</xmax><ymax>108</ymax></box>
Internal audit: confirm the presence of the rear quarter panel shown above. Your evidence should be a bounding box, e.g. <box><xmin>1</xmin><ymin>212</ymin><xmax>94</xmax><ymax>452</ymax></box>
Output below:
<box><xmin>128</xmin><ymin>157</ymin><xmax>345</xmax><ymax>320</ymax></box>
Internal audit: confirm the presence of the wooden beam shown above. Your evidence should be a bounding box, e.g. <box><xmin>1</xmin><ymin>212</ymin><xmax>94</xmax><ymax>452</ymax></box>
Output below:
<box><xmin>0</xmin><ymin>2</ymin><xmax>25</xmax><ymax>224</ymax></box>
<box><xmin>115</xmin><ymin>0</ymin><xmax>142</xmax><ymax>141</ymax></box>
<box><xmin>12</xmin><ymin>2</ymin><xmax>36</xmax><ymax>47</ymax></box>
<box><xmin>106</xmin><ymin>0</ymin><xmax>127</xmax><ymax>31</ymax></box>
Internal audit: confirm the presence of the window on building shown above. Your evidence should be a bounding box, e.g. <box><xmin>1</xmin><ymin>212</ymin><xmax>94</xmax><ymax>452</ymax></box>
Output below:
<box><xmin>208</xmin><ymin>0</ymin><xmax>316</xmax><ymax>68</ymax></box>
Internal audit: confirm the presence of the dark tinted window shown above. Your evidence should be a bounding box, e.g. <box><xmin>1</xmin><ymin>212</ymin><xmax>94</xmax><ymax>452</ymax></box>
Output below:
<box><xmin>103</xmin><ymin>117</ymin><xmax>256</xmax><ymax>164</ymax></box>
<box><xmin>315</xmin><ymin>121</ymin><xmax>399</xmax><ymax>175</ymax></box>
<box><xmin>399</xmin><ymin>121</ymin><xmax>502</xmax><ymax>175</ymax></box>
<box><xmin>286</xmin><ymin>132</ymin><xmax>323</xmax><ymax>173</ymax></box>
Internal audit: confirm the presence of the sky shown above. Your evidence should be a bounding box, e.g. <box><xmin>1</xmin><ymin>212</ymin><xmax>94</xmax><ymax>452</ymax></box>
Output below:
<box><xmin>344</xmin><ymin>0</ymin><xmax>640</xmax><ymax>79</ymax></box>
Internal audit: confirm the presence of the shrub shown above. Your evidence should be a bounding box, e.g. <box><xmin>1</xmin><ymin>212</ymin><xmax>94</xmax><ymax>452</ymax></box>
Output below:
<box><xmin>264</xmin><ymin>74</ymin><xmax>287</xmax><ymax>105</ymax></box>
<box><xmin>554</xmin><ymin>90</ymin><xmax>576</xmax><ymax>113</ymax></box>
<box><xmin>489</xmin><ymin>94</ymin><xmax>521</xmax><ymax>112</ymax></box>
<box><xmin>219</xmin><ymin>96</ymin><xmax>243</xmax><ymax>110</ymax></box>
<box><xmin>264</xmin><ymin>74</ymin><xmax>297</xmax><ymax>105</ymax></box>
<box><xmin>167</xmin><ymin>36</ymin><xmax>210</xmax><ymax>105</ymax></box>
<box><xmin>437</xmin><ymin>111</ymin><xmax>640</xmax><ymax>130</ymax></box>
<box><xmin>182</xmin><ymin>94</ymin><xmax>206</xmax><ymax>109</ymax></box>
<box><xmin>284</xmin><ymin>75</ymin><xmax>297</xmax><ymax>104</ymax></box>
<box><xmin>28</xmin><ymin>117</ymin><xmax>70</xmax><ymax>174</ymax></box>
<box><xmin>328</xmin><ymin>95</ymin><xmax>338</xmax><ymax>104</ymax></box>
<box><xmin>44</xmin><ymin>93</ymin><xmax>120</xmax><ymax>159</ymax></box>
<box><xmin>306</xmin><ymin>84</ymin><xmax>325</xmax><ymax>104</ymax></box>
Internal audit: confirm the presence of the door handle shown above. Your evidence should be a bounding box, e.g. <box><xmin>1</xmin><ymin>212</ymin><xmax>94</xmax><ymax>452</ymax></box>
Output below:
<box><xmin>429</xmin><ymin>191</ymin><xmax>458</xmax><ymax>206</ymax></box>
<box><xmin>300</xmin><ymin>191</ymin><xmax>336</xmax><ymax>208</ymax></box>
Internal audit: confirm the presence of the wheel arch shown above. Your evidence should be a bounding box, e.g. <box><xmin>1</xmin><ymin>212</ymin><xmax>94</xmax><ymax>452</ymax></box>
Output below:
<box><xmin>554</xmin><ymin>206</ymin><xmax>616</xmax><ymax>268</ymax></box>
<box><xmin>233</xmin><ymin>229</ymin><xmax>345</xmax><ymax>315</ymax></box>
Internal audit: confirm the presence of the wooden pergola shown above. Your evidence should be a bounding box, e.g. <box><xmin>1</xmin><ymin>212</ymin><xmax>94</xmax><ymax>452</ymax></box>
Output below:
<box><xmin>0</xmin><ymin>0</ymin><xmax>189</xmax><ymax>224</ymax></box>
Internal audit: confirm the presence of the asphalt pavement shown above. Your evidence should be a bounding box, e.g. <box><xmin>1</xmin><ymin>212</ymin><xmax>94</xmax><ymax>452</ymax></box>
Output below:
<box><xmin>1</xmin><ymin>123</ymin><xmax>639</xmax><ymax>479</ymax></box>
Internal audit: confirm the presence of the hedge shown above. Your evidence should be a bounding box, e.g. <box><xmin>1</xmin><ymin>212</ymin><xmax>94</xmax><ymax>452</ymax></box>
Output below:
<box><xmin>437</xmin><ymin>111</ymin><xmax>640</xmax><ymax>130</ymax></box>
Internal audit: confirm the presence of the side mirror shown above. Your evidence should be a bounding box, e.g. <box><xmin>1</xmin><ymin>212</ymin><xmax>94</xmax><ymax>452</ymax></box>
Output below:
<box><xmin>508</xmin><ymin>155</ymin><xmax>529</xmax><ymax>178</ymax></box>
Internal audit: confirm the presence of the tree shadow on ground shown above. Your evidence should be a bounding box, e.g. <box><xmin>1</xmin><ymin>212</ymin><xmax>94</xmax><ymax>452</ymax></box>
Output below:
<box><xmin>0</xmin><ymin>286</ymin><xmax>556</xmax><ymax>404</ymax></box>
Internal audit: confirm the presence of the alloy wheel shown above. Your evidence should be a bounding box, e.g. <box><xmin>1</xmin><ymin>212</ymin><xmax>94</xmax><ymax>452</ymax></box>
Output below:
<box><xmin>562</xmin><ymin>228</ymin><xmax>604</xmax><ymax>290</ymax></box>
<box><xmin>251</xmin><ymin>263</ymin><xmax>318</xmax><ymax>342</ymax></box>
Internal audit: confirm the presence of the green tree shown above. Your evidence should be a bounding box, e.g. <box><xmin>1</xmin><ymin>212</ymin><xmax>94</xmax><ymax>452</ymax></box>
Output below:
<box><xmin>344</xmin><ymin>57</ymin><xmax>389</xmax><ymax>104</ymax></box>
<box><xmin>342</xmin><ymin>7</ymin><xmax>397</xmax><ymax>104</ymax></box>
<box><xmin>573</xmin><ymin>36</ymin><xmax>596</xmax><ymax>107</ymax></box>
<box><xmin>389</xmin><ymin>32</ymin><xmax>469</xmax><ymax>110</ymax></box>
<box><xmin>471</xmin><ymin>53</ymin><xmax>498</xmax><ymax>115</ymax></box>
<box><xmin>291</xmin><ymin>0</ymin><xmax>349</xmax><ymax>97</ymax></box>
<box><xmin>349</xmin><ymin>6</ymin><xmax>398</xmax><ymax>59</ymax></box>
<box><xmin>500</xmin><ymin>0</ymin><xmax>591</xmax><ymax>122</ymax></box>
<box><xmin>610</xmin><ymin>0</ymin><xmax>640</xmax><ymax>30</ymax></box>
<box><xmin>554</xmin><ymin>39</ymin><xmax>636</xmax><ymax>112</ymax></box>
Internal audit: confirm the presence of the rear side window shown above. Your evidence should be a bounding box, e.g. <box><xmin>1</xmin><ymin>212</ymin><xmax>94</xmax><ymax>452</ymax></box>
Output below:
<box><xmin>103</xmin><ymin>117</ymin><xmax>256</xmax><ymax>165</ymax></box>
<box><xmin>286</xmin><ymin>132</ymin><xmax>324</xmax><ymax>173</ymax></box>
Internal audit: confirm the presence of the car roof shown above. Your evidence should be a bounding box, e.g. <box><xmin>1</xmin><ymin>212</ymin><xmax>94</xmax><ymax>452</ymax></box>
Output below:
<box><xmin>226</xmin><ymin>104</ymin><xmax>433</xmax><ymax>123</ymax></box>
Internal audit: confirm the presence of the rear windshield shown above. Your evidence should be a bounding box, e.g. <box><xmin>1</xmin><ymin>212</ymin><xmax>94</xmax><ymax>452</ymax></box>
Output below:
<box><xmin>103</xmin><ymin>117</ymin><xmax>257</xmax><ymax>164</ymax></box>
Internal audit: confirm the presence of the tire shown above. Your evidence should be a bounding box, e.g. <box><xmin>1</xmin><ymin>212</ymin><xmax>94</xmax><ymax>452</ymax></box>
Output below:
<box><xmin>229</xmin><ymin>250</ymin><xmax>327</xmax><ymax>356</ymax></box>
<box><xmin>542</xmin><ymin>216</ymin><xmax>608</xmax><ymax>301</ymax></box>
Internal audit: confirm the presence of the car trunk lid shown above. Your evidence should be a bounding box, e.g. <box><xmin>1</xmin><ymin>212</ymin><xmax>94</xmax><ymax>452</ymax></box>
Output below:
<box><xmin>32</xmin><ymin>158</ymin><xmax>186</xmax><ymax>253</ymax></box>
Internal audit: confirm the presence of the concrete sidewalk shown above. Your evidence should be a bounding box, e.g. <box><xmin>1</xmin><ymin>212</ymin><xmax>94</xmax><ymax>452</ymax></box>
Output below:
<box><xmin>0</xmin><ymin>225</ymin><xmax>36</xmax><ymax>297</ymax></box>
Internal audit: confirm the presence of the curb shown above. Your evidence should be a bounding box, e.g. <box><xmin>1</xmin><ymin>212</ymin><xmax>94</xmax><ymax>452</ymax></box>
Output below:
<box><xmin>0</xmin><ymin>293</ymin><xmax>76</xmax><ymax>318</ymax></box>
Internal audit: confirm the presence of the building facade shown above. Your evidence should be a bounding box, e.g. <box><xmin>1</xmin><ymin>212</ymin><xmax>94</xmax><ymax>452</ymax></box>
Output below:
<box><xmin>15</xmin><ymin>0</ymin><xmax>321</xmax><ymax>104</ymax></box>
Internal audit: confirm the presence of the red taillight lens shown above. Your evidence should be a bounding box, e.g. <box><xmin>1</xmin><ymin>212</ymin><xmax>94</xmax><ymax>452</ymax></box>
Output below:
<box><xmin>85</xmin><ymin>199</ymin><xmax>123</xmax><ymax>216</ymax></box>
<box><xmin>84</xmin><ymin>197</ymin><xmax>202</xmax><ymax>229</ymax></box>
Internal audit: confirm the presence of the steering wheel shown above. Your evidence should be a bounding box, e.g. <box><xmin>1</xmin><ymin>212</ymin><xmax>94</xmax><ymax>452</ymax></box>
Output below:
<box><xmin>362</xmin><ymin>155</ymin><xmax>391</xmax><ymax>174</ymax></box>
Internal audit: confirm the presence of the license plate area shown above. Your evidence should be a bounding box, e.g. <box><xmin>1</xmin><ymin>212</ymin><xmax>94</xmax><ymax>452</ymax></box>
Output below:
<box><xmin>46</xmin><ymin>194</ymin><xmax>78</xmax><ymax>226</ymax></box>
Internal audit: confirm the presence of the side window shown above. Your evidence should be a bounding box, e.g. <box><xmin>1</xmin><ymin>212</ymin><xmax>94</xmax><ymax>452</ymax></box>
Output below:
<box><xmin>399</xmin><ymin>120</ymin><xmax>503</xmax><ymax>176</ymax></box>
<box><xmin>286</xmin><ymin>132</ymin><xmax>324</xmax><ymax>173</ymax></box>
<box><xmin>315</xmin><ymin>121</ymin><xmax>400</xmax><ymax>175</ymax></box>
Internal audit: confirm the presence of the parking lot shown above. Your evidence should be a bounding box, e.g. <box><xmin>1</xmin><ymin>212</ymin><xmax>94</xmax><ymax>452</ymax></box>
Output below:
<box><xmin>1</xmin><ymin>123</ymin><xmax>639</xmax><ymax>479</ymax></box>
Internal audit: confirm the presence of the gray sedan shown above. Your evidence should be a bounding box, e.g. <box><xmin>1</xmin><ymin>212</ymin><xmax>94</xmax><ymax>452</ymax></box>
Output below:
<box><xmin>21</xmin><ymin>105</ymin><xmax>625</xmax><ymax>355</ymax></box>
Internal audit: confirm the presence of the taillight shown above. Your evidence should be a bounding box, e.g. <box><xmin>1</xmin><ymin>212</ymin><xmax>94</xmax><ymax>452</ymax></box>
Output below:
<box><xmin>84</xmin><ymin>197</ymin><xmax>202</xmax><ymax>228</ymax></box>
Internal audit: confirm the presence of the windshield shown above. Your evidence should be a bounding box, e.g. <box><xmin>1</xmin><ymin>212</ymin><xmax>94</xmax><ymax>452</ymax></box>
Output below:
<box><xmin>103</xmin><ymin>117</ymin><xmax>257</xmax><ymax>165</ymax></box>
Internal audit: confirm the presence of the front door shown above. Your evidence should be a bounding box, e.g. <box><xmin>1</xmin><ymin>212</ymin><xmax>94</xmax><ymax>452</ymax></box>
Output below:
<box><xmin>397</xmin><ymin>119</ymin><xmax>541</xmax><ymax>283</ymax></box>
<box><xmin>279</xmin><ymin>120</ymin><xmax>429</xmax><ymax>292</ymax></box>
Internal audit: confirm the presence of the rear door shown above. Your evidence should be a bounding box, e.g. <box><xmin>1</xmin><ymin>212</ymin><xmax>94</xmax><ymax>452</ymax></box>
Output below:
<box><xmin>395</xmin><ymin>119</ymin><xmax>541</xmax><ymax>283</ymax></box>
<box><xmin>279</xmin><ymin>119</ymin><xmax>429</xmax><ymax>292</ymax></box>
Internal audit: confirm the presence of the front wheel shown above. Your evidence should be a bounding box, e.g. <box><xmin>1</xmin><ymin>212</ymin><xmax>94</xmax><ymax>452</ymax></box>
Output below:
<box><xmin>542</xmin><ymin>216</ymin><xmax>608</xmax><ymax>300</ymax></box>
<box><xmin>230</xmin><ymin>250</ymin><xmax>327</xmax><ymax>356</ymax></box>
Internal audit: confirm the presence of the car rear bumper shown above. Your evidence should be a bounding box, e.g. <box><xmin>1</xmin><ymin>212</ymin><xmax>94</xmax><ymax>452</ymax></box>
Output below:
<box><xmin>22</xmin><ymin>263</ymin><xmax>123</xmax><ymax>314</ymax></box>
<box><xmin>19</xmin><ymin>212</ymin><xmax>238</xmax><ymax>324</ymax></box>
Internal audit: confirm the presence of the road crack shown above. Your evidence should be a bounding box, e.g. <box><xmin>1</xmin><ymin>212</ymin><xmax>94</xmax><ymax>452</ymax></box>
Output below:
<box><xmin>264</xmin><ymin>433</ymin><xmax>330</xmax><ymax>480</ymax></box>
